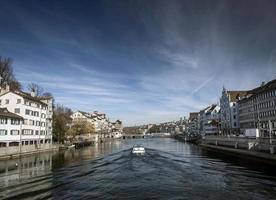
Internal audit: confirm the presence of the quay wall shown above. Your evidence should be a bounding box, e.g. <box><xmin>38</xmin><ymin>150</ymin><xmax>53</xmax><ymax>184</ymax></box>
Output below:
<box><xmin>202</xmin><ymin>136</ymin><xmax>276</xmax><ymax>153</ymax></box>
<box><xmin>200</xmin><ymin>143</ymin><xmax>276</xmax><ymax>165</ymax></box>
<box><xmin>199</xmin><ymin>136</ymin><xmax>276</xmax><ymax>164</ymax></box>
<box><xmin>0</xmin><ymin>144</ymin><xmax>59</xmax><ymax>160</ymax></box>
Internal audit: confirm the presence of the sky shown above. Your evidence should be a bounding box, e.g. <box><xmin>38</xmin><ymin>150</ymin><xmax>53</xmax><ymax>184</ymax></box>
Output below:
<box><xmin>0</xmin><ymin>0</ymin><xmax>276</xmax><ymax>126</ymax></box>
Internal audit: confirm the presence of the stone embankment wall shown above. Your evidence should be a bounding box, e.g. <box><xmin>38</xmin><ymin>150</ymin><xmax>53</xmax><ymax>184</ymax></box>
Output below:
<box><xmin>0</xmin><ymin>144</ymin><xmax>59</xmax><ymax>159</ymax></box>
<box><xmin>202</xmin><ymin>136</ymin><xmax>276</xmax><ymax>154</ymax></box>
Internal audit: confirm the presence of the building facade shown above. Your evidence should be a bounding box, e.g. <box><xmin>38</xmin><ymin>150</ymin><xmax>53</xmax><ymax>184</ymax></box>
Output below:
<box><xmin>198</xmin><ymin>105</ymin><xmax>220</xmax><ymax>136</ymax></box>
<box><xmin>0</xmin><ymin>88</ymin><xmax>53</xmax><ymax>150</ymax></box>
<box><xmin>70</xmin><ymin>110</ymin><xmax>123</xmax><ymax>140</ymax></box>
<box><xmin>110</xmin><ymin>120</ymin><xmax>123</xmax><ymax>138</ymax></box>
<box><xmin>0</xmin><ymin>108</ymin><xmax>23</xmax><ymax>147</ymax></box>
<box><xmin>239</xmin><ymin>79</ymin><xmax>276</xmax><ymax>136</ymax></box>
<box><xmin>187</xmin><ymin>112</ymin><xmax>199</xmax><ymax>136</ymax></box>
<box><xmin>220</xmin><ymin>88</ymin><xmax>247</xmax><ymax>135</ymax></box>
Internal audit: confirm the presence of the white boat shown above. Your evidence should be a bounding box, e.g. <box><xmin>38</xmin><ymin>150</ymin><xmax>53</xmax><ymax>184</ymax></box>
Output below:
<box><xmin>132</xmin><ymin>145</ymin><xmax>145</xmax><ymax>154</ymax></box>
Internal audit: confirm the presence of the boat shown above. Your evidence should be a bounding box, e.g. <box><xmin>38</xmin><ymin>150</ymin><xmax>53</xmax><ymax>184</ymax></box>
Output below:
<box><xmin>132</xmin><ymin>144</ymin><xmax>145</xmax><ymax>154</ymax></box>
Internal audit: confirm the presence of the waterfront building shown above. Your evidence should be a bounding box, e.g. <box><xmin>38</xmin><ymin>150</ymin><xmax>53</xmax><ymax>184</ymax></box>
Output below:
<box><xmin>0</xmin><ymin>108</ymin><xmax>23</xmax><ymax>147</ymax></box>
<box><xmin>71</xmin><ymin>110</ymin><xmax>122</xmax><ymax>140</ymax></box>
<box><xmin>220</xmin><ymin>88</ymin><xmax>247</xmax><ymax>135</ymax></box>
<box><xmin>110</xmin><ymin>120</ymin><xmax>123</xmax><ymax>138</ymax></box>
<box><xmin>238</xmin><ymin>79</ymin><xmax>276</xmax><ymax>136</ymax></box>
<box><xmin>0</xmin><ymin>86</ymin><xmax>53</xmax><ymax>151</ymax></box>
<box><xmin>187</xmin><ymin>112</ymin><xmax>199</xmax><ymax>136</ymax></box>
<box><xmin>198</xmin><ymin>106</ymin><xmax>210</xmax><ymax>136</ymax></box>
<box><xmin>198</xmin><ymin>104</ymin><xmax>220</xmax><ymax>136</ymax></box>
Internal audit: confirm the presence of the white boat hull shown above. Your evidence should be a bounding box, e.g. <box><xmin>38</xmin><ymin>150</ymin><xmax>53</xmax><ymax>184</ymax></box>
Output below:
<box><xmin>132</xmin><ymin>146</ymin><xmax>145</xmax><ymax>154</ymax></box>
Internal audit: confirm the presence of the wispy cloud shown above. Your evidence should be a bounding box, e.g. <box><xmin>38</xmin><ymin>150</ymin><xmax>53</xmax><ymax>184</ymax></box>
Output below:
<box><xmin>1</xmin><ymin>0</ymin><xmax>276</xmax><ymax>125</ymax></box>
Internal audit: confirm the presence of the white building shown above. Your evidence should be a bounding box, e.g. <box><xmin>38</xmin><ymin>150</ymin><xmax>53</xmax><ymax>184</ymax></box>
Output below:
<box><xmin>220</xmin><ymin>88</ymin><xmax>247</xmax><ymax>135</ymax></box>
<box><xmin>0</xmin><ymin>108</ymin><xmax>23</xmax><ymax>147</ymax></box>
<box><xmin>199</xmin><ymin>104</ymin><xmax>220</xmax><ymax>136</ymax></box>
<box><xmin>109</xmin><ymin>120</ymin><xmax>123</xmax><ymax>138</ymax></box>
<box><xmin>70</xmin><ymin>110</ymin><xmax>116</xmax><ymax>141</ymax></box>
<box><xmin>0</xmin><ymin>87</ymin><xmax>53</xmax><ymax>152</ymax></box>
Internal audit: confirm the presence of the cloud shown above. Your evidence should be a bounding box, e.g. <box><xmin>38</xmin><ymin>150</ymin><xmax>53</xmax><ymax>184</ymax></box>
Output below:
<box><xmin>1</xmin><ymin>0</ymin><xmax>276</xmax><ymax>125</ymax></box>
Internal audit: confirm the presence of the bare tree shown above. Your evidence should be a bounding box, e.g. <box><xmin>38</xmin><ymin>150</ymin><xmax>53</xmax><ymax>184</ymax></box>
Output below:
<box><xmin>53</xmin><ymin>104</ymin><xmax>73</xmax><ymax>143</ymax></box>
<box><xmin>27</xmin><ymin>83</ymin><xmax>44</xmax><ymax>96</ymax></box>
<box><xmin>0</xmin><ymin>56</ymin><xmax>22</xmax><ymax>91</ymax></box>
<box><xmin>42</xmin><ymin>92</ymin><xmax>53</xmax><ymax>97</ymax></box>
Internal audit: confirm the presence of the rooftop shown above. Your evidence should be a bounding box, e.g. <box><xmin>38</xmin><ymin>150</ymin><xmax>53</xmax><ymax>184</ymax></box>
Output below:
<box><xmin>0</xmin><ymin>108</ymin><xmax>23</xmax><ymax>119</ymax></box>
<box><xmin>227</xmin><ymin>91</ymin><xmax>248</xmax><ymax>102</ymax></box>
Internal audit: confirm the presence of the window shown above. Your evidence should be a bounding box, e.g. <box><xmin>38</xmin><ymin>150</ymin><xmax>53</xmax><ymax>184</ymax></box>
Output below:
<box><xmin>35</xmin><ymin>130</ymin><xmax>39</xmax><ymax>135</ymax></box>
<box><xmin>10</xmin><ymin>130</ymin><xmax>20</xmax><ymax>135</ymax></box>
<box><xmin>29</xmin><ymin>120</ymin><xmax>34</xmax><ymax>125</ymax></box>
<box><xmin>0</xmin><ymin>100</ymin><xmax>1</xmax><ymax>105</ymax></box>
<box><xmin>36</xmin><ymin>121</ymin><xmax>40</xmax><ymax>126</ymax></box>
<box><xmin>23</xmin><ymin>119</ymin><xmax>28</xmax><ymax>125</ymax></box>
<box><xmin>9</xmin><ymin>142</ymin><xmax>19</xmax><ymax>146</ymax></box>
<box><xmin>11</xmin><ymin>119</ymin><xmax>20</xmax><ymax>125</ymax></box>
<box><xmin>22</xmin><ymin>129</ymin><xmax>33</xmax><ymax>135</ymax></box>
<box><xmin>0</xmin><ymin>130</ymin><xmax>7</xmax><ymax>135</ymax></box>
<box><xmin>25</xmin><ymin>109</ymin><xmax>31</xmax><ymax>115</ymax></box>
<box><xmin>0</xmin><ymin>118</ymin><xmax>7</xmax><ymax>124</ymax></box>
<box><xmin>30</xmin><ymin>140</ymin><xmax>33</xmax><ymax>145</ymax></box>
<box><xmin>14</xmin><ymin>108</ymin><xmax>20</xmax><ymax>113</ymax></box>
<box><xmin>34</xmin><ymin>111</ymin><xmax>39</xmax><ymax>117</ymax></box>
<box><xmin>25</xmin><ymin>141</ymin><xmax>28</xmax><ymax>145</ymax></box>
<box><xmin>17</xmin><ymin>99</ymin><xmax>21</xmax><ymax>104</ymax></box>
<box><xmin>233</xmin><ymin>115</ymin><xmax>236</xmax><ymax>119</ymax></box>
<box><xmin>0</xmin><ymin>142</ymin><xmax>7</xmax><ymax>147</ymax></box>
<box><xmin>5</xmin><ymin>99</ymin><xmax>9</xmax><ymax>104</ymax></box>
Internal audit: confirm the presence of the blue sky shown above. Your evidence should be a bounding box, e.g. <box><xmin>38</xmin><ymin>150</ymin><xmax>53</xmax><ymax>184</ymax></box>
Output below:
<box><xmin>0</xmin><ymin>0</ymin><xmax>276</xmax><ymax>125</ymax></box>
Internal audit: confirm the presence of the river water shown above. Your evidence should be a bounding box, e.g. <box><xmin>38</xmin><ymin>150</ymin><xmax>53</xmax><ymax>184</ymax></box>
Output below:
<box><xmin>0</xmin><ymin>138</ymin><xmax>276</xmax><ymax>200</ymax></box>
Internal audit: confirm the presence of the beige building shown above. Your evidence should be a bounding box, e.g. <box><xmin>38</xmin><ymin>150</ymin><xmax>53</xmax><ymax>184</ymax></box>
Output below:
<box><xmin>238</xmin><ymin>79</ymin><xmax>276</xmax><ymax>136</ymax></box>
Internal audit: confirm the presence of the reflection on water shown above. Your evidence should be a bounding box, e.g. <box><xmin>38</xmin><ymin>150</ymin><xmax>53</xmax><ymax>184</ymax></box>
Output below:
<box><xmin>0</xmin><ymin>153</ymin><xmax>52</xmax><ymax>188</ymax></box>
<box><xmin>0</xmin><ymin>138</ymin><xmax>276</xmax><ymax>200</ymax></box>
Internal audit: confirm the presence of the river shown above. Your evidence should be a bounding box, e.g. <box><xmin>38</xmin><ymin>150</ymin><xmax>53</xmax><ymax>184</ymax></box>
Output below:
<box><xmin>0</xmin><ymin>138</ymin><xmax>276</xmax><ymax>200</ymax></box>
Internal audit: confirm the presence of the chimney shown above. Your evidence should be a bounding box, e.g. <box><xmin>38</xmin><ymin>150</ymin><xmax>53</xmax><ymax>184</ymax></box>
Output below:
<box><xmin>0</xmin><ymin>84</ymin><xmax>10</xmax><ymax>95</ymax></box>
<box><xmin>5</xmin><ymin>84</ymin><xmax>10</xmax><ymax>92</ymax></box>
<box><xmin>30</xmin><ymin>91</ymin><xmax>36</xmax><ymax>97</ymax></box>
